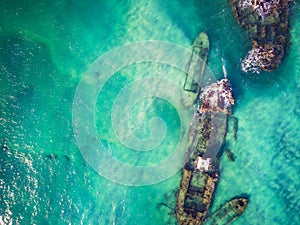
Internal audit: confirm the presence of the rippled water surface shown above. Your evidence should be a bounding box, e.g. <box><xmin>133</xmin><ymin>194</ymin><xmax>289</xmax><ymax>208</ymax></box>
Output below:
<box><xmin>0</xmin><ymin>0</ymin><xmax>299</xmax><ymax>224</ymax></box>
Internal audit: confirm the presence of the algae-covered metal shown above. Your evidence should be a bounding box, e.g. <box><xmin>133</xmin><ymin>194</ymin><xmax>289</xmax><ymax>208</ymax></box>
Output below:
<box><xmin>230</xmin><ymin>0</ymin><xmax>290</xmax><ymax>72</ymax></box>
<box><xmin>175</xmin><ymin>32</ymin><xmax>248</xmax><ymax>225</ymax></box>
<box><xmin>175</xmin><ymin>112</ymin><xmax>220</xmax><ymax>225</ymax></box>
<box><xmin>184</xmin><ymin>32</ymin><xmax>209</xmax><ymax>100</ymax></box>
<box><xmin>176</xmin><ymin>79</ymin><xmax>240</xmax><ymax>225</ymax></box>
<box><xmin>204</xmin><ymin>197</ymin><xmax>249</xmax><ymax>225</ymax></box>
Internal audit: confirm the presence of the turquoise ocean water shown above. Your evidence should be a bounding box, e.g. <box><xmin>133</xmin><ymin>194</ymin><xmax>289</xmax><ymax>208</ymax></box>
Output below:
<box><xmin>0</xmin><ymin>0</ymin><xmax>299</xmax><ymax>224</ymax></box>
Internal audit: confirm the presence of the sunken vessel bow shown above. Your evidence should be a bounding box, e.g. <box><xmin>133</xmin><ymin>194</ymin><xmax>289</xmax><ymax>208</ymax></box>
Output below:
<box><xmin>230</xmin><ymin>0</ymin><xmax>290</xmax><ymax>72</ymax></box>
<box><xmin>204</xmin><ymin>197</ymin><xmax>249</xmax><ymax>225</ymax></box>
<box><xmin>183</xmin><ymin>32</ymin><xmax>209</xmax><ymax>103</ymax></box>
<box><xmin>175</xmin><ymin>78</ymin><xmax>235</xmax><ymax>225</ymax></box>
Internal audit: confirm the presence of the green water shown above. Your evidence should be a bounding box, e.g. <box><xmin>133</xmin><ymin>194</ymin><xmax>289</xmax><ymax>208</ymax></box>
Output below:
<box><xmin>0</xmin><ymin>0</ymin><xmax>299</xmax><ymax>224</ymax></box>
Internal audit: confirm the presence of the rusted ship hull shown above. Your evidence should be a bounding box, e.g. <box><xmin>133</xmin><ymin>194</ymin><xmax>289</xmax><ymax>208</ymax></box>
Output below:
<box><xmin>204</xmin><ymin>197</ymin><xmax>248</xmax><ymax>225</ymax></box>
<box><xmin>176</xmin><ymin>78</ymin><xmax>236</xmax><ymax>225</ymax></box>
<box><xmin>183</xmin><ymin>32</ymin><xmax>209</xmax><ymax>99</ymax></box>
<box><xmin>230</xmin><ymin>0</ymin><xmax>290</xmax><ymax>71</ymax></box>
<box><xmin>175</xmin><ymin>111</ymin><xmax>225</xmax><ymax>225</ymax></box>
<box><xmin>176</xmin><ymin>167</ymin><xmax>219</xmax><ymax>225</ymax></box>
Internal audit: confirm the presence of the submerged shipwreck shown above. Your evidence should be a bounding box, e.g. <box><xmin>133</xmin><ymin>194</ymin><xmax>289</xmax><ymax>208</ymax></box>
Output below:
<box><xmin>204</xmin><ymin>197</ymin><xmax>249</xmax><ymax>225</ymax></box>
<box><xmin>183</xmin><ymin>32</ymin><xmax>209</xmax><ymax>101</ymax></box>
<box><xmin>230</xmin><ymin>0</ymin><xmax>290</xmax><ymax>72</ymax></box>
<box><xmin>175</xmin><ymin>34</ymin><xmax>248</xmax><ymax>225</ymax></box>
